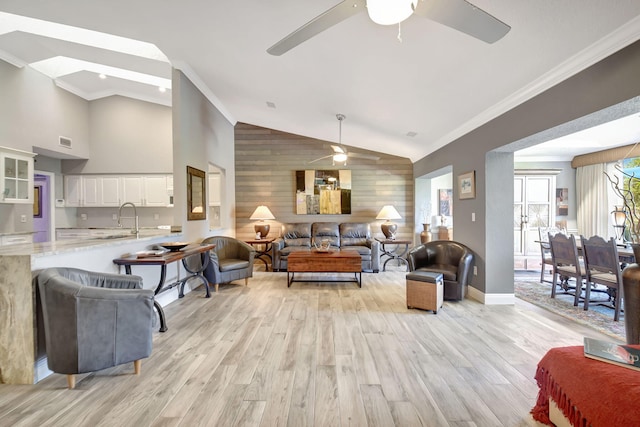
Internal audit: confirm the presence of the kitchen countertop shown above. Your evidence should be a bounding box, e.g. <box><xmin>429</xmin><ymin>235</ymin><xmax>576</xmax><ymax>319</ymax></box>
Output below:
<box><xmin>0</xmin><ymin>229</ymin><xmax>181</xmax><ymax>257</ymax></box>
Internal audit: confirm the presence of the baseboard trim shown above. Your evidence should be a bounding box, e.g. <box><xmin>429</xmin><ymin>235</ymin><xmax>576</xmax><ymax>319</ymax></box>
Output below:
<box><xmin>468</xmin><ymin>286</ymin><xmax>515</xmax><ymax>305</ymax></box>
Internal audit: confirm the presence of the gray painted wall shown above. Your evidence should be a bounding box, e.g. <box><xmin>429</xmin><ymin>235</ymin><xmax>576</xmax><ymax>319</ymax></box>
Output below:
<box><xmin>63</xmin><ymin>96</ymin><xmax>173</xmax><ymax>174</ymax></box>
<box><xmin>414</xmin><ymin>40</ymin><xmax>640</xmax><ymax>297</ymax></box>
<box><xmin>0</xmin><ymin>60</ymin><xmax>90</xmax><ymax>158</ymax></box>
<box><xmin>172</xmin><ymin>69</ymin><xmax>236</xmax><ymax>240</ymax></box>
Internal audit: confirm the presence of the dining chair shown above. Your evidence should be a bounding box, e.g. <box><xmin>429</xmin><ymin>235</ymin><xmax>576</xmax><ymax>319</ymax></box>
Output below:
<box><xmin>548</xmin><ymin>232</ymin><xmax>587</xmax><ymax>306</ymax></box>
<box><xmin>538</xmin><ymin>226</ymin><xmax>565</xmax><ymax>283</ymax></box>
<box><xmin>580</xmin><ymin>235</ymin><xmax>623</xmax><ymax>321</ymax></box>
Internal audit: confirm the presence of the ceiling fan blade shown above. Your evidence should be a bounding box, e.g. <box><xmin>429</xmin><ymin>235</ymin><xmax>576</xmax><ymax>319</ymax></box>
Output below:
<box><xmin>307</xmin><ymin>154</ymin><xmax>334</xmax><ymax>164</ymax></box>
<box><xmin>413</xmin><ymin>0</ymin><xmax>510</xmax><ymax>44</ymax></box>
<box><xmin>267</xmin><ymin>0</ymin><xmax>366</xmax><ymax>56</ymax></box>
<box><xmin>348</xmin><ymin>152</ymin><xmax>380</xmax><ymax>161</ymax></box>
<box><xmin>331</xmin><ymin>145</ymin><xmax>346</xmax><ymax>154</ymax></box>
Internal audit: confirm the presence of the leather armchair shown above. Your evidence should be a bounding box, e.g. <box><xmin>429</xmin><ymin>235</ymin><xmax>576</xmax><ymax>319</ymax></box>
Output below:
<box><xmin>407</xmin><ymin>241</ymin><xmax>475</xmax><ymax>300</ymax></box>
<box><xmin>339</xmin><ymin>223</ymin><xmax>380</xmax><ymax>273</ymax></box>
<box><xmin>36</xmin><ymin>267</ymin><xmax>154</xmax><ymax>389</ymax></box>
<box><xmin>201</xmin><ymin>236</ymin><xmax>256</xmax><ymax>292</ymax></box>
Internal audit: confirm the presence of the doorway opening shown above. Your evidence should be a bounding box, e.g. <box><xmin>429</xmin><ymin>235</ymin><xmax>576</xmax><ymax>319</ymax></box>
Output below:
<box><xmin>34</xmin><ymin>172</ymin><xmax>55</xmax><ymax>243</ymax></box>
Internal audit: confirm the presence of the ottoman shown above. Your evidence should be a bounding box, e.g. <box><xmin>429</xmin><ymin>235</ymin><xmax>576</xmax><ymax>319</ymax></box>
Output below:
<box><xmin>406</xmin><ymin>271</ymin><xmax>444</xmax><ymax>313</ymax></box>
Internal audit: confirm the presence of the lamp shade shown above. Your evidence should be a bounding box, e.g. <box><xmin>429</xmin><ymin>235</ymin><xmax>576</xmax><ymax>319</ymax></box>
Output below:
<box><xmin>367</xmin><ymin>0</ymin><xmax>417</xmax><ymax>25</ymax></box>
<box><xmin>376</xmin><ymin>205</ymin><xmax>402</xmax><ymax>220</ymax></box>
<box><xmin>250</xmin><ymin>205</ymin><xmax>275</xmax><ymax>220</ymax></box>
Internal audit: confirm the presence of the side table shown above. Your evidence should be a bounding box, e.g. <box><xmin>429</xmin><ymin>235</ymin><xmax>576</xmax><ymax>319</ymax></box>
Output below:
<box><xmin>376</xmin><ymin>238</ymin><xmax>412</xmax><ymax>271</ymax></box>
<box><xmin>245</xmin><ymin>238</ymin><xmax>275</xmax><ymax>271</ymax></box>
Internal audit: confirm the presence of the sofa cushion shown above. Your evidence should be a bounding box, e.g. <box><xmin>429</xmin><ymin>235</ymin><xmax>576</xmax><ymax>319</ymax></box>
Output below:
<box><xmin>282</xmin><ymin>223</ymin><xmax>312</xmax><ymax>247</ymax></box>
<box><xmin>341</xmin><ymin>245</ymin><xmax>371</xmax><ymax>257</ymax></box>
<box><xmin>340</xmin><ymin>223</ymin><xmax>371</xmax><ymax>246</ymax></box>
<box><xmin>219</xmin><ymin>259</ymin><xmax>250</xmax><ymax>272</ymax></box>
<box><xmin>312</xmin><ymin>222</ymin><xmax>340</xmax><ymax>248</ymax></box>
<box><xmin>416</xmin><ymin>265</ymin><xmax>458</xmax><ymax>282</ymax></box>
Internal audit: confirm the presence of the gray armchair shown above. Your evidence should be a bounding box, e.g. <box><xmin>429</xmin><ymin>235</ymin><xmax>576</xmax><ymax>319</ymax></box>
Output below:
<box><xmin>201</xmin><ymin>236</ymin><xmax>256</xmax><ymax>292</ymax></box>
<box><xmin>407</xmin><ymin>241</ymin><xmax>475</xmax><ymax>300</ymax></box>
<box><xmin>37</xmin><ymin>267</ymin><xmax>154</xmax><ymax>389</ymax></box>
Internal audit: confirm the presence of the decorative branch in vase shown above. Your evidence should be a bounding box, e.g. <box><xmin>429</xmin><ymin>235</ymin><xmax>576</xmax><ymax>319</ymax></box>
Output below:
<box><xmin>604</xmin><ymin>163</ymin><xmax>640</xmax><ymax>244</ymax></box>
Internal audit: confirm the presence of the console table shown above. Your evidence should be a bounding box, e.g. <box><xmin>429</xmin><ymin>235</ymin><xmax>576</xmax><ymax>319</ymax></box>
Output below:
<box><xmin>113</xmin><ymin>243</ymin><xmax>214</xmax><ymax>332</ymax></box>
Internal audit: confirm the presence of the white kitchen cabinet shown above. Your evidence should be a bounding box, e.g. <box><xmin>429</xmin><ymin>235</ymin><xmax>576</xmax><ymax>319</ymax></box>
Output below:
<box><xmin>64</xmin><ymin>175</ymin><xmax>102</xmax><ymax>207</ymax></box>
<box><xmin>100</xmin><ymin>176</ymin><xmax>122</xmax><ymax>206</ymax></box>
<box><xmin>143</xmin><ymin>175</ymin><xmax>169</xmax><ymax>207</ymax></box>
<box><xmin>65</xmin><ymin>174</ymin><xmax>172</xmax><ymax>207</ymax></box>
<box><xmin>1</xmin><ymin>146</ymin><xmax>35</xmax><ymax>204</ymax></box>
<box><xmin>121</xmin><ymin>176</ymin><xmax>144</xmax><ymax>205</ymax></box>
<box><xmin>64</xmin><ymin>175</ymin><xmax>83</xmax><ymax>207</ymax></box>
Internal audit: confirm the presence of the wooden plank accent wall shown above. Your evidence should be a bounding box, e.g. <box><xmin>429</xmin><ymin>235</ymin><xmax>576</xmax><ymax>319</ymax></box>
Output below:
<box><xmin>235</xmin><ymin>123</ymin><xmax>414</xmax><ymax>241</ymax></box>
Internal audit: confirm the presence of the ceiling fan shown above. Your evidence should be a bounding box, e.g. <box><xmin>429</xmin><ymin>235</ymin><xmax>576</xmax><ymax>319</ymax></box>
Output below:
<box><xmin>308</xmin><ymin>114</ymin><xmax>381</xmax><ymax>165</ymax></box>
<box><xmin>267</xmin><ymin>0</ymin><xmax>511</xmax><ymax>56</ymax></box>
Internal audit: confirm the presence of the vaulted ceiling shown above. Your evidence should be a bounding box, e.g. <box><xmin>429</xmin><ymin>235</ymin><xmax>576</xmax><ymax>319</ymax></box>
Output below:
<box><xmin>1</xmin><ymin>1</ymin><xmax>640</xmax><ymax>162</ymax></box>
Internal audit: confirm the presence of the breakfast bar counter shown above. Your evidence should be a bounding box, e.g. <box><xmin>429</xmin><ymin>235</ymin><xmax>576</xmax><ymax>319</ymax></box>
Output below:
<box><xmin>0</xmin><ymin>229</ymin><xmax>181</xmax><ymax>384</ymax></box>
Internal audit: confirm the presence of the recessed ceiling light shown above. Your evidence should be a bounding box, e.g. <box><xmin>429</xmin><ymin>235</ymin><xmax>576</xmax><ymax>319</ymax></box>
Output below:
<box><xmin>266</xmin><ymin>101</ymin><xmax>276</xmax><ymax>109</ymax></box>
<box><xmin>406</xmin><ymin>131</ymin><xmax>418</xmax><ymax>137</ymax></box>
<box><xmin>98</xmin><ymin>73</ymin><xmax>107</xmax><ymax>79</ymax></box>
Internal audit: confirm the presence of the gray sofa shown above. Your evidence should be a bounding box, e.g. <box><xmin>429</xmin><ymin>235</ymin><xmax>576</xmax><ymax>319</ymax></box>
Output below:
<box><xmin>273</xmin><ymin>222</ymin><xmax>380</xmax><ymax>272</ymax></box>
<box><xmin>36</xmin><ymin>267</ymin><xmax>154</xmax><ymax>389</ymax></box>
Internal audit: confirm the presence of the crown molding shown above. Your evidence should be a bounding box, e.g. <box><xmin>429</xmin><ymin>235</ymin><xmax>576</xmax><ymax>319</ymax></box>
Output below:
<box><xmin>171</xmin><ymin>60</ymin><xmax>237</xmax><ymax>125</ymax></box>
<box><xmin>428</xmin><ymin>15</ymin><xmax>640</xmax><ymax>158</ymax></box>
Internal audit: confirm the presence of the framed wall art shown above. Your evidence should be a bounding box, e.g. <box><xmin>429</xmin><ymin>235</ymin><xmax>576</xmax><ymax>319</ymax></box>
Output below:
<box><xmin>295</xmin><ymin>169</ymin><xmax>351</xmax><ymax>214</ymax></box>
<box><xmin>458</xmin><ymin>171</ymin><xmax>476</xmax><ymax>200</ymax></box>
<box><xmin>438</xmin><ymin>189</ymin><xmax>452</xmax><ymax>216</ymax></box>
<box><xmin>187</xmin><ymin>166</ymin><xmax>206</xmax><ymax>221</ymax></box>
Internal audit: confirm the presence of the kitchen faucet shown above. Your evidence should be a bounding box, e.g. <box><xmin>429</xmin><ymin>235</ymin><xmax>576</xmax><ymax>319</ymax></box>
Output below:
<box><xmin>117</xmin><ymin>202</ymin><xmax>139</xmax><ymax>236</ymax></box>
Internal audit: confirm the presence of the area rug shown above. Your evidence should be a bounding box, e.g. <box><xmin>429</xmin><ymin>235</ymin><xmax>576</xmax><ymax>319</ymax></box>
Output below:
<box><xmin>514</xmin><ymin>278</ymin><xmax>625</xmax><ymax>341</ymax></box>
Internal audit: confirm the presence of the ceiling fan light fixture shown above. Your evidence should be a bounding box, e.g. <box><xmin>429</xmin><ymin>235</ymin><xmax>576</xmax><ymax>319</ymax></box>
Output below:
<box><xmin>333</xmin><ymin>153</ymin><xmax>348</xmax><ymax>163</ymax></box>
<box><xmin>366</xmin><ymin>0</ymin><xmax>417</xmax><ymax>25</ymax></box>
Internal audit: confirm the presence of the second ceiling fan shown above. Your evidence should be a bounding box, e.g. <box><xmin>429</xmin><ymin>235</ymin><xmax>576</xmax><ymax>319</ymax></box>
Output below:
<box><xmin>308</xmin><ymin>114</ymin><xmax>380</xmax><ymax>165</ymax></box>
<box><xmin>268</xmin><ymin>0</ymin><xmax>511</xmax><ymax>56</ymax></box>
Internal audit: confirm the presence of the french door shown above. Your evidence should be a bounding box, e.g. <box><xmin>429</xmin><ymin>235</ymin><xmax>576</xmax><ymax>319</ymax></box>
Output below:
<box><xmin>514</xmin><ymin>175</ymin><xmax>555</xmax><ymax>270</ymax></box>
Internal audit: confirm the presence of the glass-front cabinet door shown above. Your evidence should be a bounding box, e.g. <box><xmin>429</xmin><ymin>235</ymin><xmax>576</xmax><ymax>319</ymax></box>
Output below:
<box><xmin>1</xmin><ymin>147</ymin><xmax>35</xmax><ymax>204</ymax></box>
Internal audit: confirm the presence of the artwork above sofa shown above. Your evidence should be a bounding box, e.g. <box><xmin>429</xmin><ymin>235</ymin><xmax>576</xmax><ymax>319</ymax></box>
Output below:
<box><xmin>272</xmin><ymin>222</ymin><xmax>379</xmax><ymax>273</ymax></box>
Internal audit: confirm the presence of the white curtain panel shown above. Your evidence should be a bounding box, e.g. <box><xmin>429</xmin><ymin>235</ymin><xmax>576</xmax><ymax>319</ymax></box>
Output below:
<box><xmin>576</xmin><ymin>162</ymin><xmax>616</xmax><ymax>238</ymax></box>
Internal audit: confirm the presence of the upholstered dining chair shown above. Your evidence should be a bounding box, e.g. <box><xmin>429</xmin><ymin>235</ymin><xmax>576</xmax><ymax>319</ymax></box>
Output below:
<box><xmin>37</xmin><ymin>267</ymin><xmax>155</xmax><ymax>389</ymax></box>
<box><xmin>538</xmin><ymin>226</ymin><xmax>565</xmax><ymax>283</ymax></box>
<box><xmin>548</xmin><ymin>232</ymin><xmax>587</xmax><ymax>307</ymax></box>
<box><xmin>201</xmin><ymin>236</ymin><xmax>256</xmax><ymax>292</ymax></box>
<box><xmin>580</xmin><ymin>235</ymin><xmax>624</xmax><ymax>321</ymax></box>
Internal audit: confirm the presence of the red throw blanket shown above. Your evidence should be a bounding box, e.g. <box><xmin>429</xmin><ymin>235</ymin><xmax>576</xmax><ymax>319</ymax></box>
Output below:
<box><xmin>531</xmin><ymin>345</ymin><xmax>640</xmax><ymax>426</ymax></box>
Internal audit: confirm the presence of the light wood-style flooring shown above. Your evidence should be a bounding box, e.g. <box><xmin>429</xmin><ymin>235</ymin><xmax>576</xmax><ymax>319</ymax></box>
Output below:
<box><xmin>0</xmin><ymin>270</ymin><xmax>614</xmax><ymax>426</ymax></box>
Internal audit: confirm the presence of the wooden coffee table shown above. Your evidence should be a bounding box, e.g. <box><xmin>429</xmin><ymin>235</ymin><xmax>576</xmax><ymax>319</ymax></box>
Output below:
<box><xmin>287</xmin><ymin>250</ymin><xmax>362</xmax><ymax>287</ymax></box>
